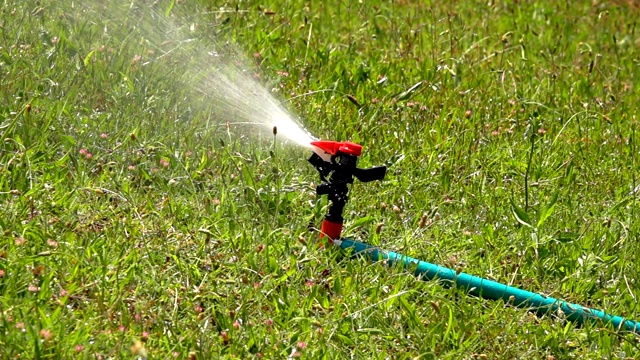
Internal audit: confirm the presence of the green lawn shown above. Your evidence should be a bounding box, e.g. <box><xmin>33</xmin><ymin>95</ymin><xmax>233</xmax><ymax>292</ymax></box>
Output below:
<box><xmin>1</xmin><ymin>0</ymin><xmax>640</xmax><ymax>358</ymax></box>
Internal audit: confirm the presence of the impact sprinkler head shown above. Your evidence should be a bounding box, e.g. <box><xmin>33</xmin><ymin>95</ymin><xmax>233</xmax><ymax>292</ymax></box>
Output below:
<box><xmin>308</xmin><ymin>140</ymin><xmax>386</xmax><ymax>241</ymax></box>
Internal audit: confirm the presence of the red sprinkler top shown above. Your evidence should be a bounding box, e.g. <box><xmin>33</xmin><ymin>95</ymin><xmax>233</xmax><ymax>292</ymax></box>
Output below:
<box><xmin>310</xmin><ymin>140</ymin><xmax>362</xmax><ymax>157</ymax></box>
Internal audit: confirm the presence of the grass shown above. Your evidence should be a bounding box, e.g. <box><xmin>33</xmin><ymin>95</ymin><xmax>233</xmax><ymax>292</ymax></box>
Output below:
<box><xmin>1</xmin><ymin>0</ymin><xmax>640</xmax><ymax>358</ymax></box>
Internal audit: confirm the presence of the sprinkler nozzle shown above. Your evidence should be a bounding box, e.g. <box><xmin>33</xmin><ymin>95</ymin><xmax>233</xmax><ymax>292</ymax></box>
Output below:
<box><xmin>310</xmin><ymin>140</ymin><xmax>362</xmax><ymax>157</ymax></box>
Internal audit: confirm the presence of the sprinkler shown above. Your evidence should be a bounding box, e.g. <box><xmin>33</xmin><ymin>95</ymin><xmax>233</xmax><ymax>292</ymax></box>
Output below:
<box><xmin>308</xmin><ymin>140</ymin><xmax>640</xmax><ymax>335</ymax></box>
<box><xmin>309</xmin><ymin>140</ymin><xmax>387</xmax><ymax>241</ymax></box>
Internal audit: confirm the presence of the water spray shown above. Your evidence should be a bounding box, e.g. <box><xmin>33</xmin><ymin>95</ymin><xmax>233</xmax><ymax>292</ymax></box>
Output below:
<box><xmin>83</xmin><ymin>1</ymin><xmax>315</xmax><ymax>149</ymax></box>
<box><xmin>308</xmin><ymin>140</ymin><xmax>640</xmax><ymax>335</ymax></box>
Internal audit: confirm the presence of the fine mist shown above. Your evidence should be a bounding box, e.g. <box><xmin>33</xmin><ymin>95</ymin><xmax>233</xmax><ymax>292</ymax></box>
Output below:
<box><xmin>80</xmin><ymin>0</ymin><xmax>316</xmax><ymax>149</ymax></box>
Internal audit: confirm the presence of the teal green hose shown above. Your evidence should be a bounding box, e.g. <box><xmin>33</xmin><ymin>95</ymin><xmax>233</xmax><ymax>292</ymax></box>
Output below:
<box><xmin>337</xmin><ymin>238</ymin><xmax>640</xmax><ymax>334</ymax></box>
